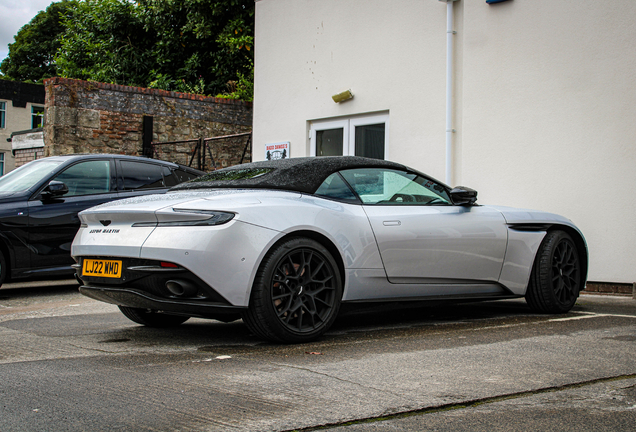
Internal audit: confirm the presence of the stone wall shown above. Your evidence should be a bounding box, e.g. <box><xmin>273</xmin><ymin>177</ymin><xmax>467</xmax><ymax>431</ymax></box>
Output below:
<box><xmin>42</xmin><ymin>77</ymin><xmax>252</xmax><ymax>170</ymax></box>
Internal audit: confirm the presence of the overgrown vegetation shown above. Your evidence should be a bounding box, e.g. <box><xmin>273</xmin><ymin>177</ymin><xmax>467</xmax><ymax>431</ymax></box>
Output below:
<box><xmin>0</xmin><ymin>0</ymin><xmax>254</xmax><ymax>101</ymax></box>
<box><xmin>0</xmin><ymin>1</ymin><xmax>76</xmax><ymax>82</ymax></box>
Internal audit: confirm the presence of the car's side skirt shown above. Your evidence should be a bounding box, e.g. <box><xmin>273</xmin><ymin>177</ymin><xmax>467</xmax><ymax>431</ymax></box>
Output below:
<box><xmin>342</xmin><ymin>292</ymin><xmax>521</xmax><ymax>304</ymax></box>
<box><xmin>343</xmin><ymin>269</ymin><xmax>512</xmax><ymax>301</ymax></box>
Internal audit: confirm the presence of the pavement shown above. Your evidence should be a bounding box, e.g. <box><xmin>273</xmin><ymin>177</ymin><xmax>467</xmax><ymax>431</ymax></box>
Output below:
<box><xmin>0</xmin><ymin>281</ymin><xmax>634</xmax><ymax>431</ymax></box>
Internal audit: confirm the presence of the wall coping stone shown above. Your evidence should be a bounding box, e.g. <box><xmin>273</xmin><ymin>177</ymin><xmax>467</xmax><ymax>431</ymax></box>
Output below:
<box><xmin>43</xmin><ymin>77</ymin><xmax>252</xmax><ymax>108</ymax></box>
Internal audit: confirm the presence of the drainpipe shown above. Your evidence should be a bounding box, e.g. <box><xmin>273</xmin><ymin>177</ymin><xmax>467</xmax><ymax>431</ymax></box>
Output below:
<box><xmin>440</xmin><ymin>0</ymin><xmax>458</xmax><ymax>185</ymax></box>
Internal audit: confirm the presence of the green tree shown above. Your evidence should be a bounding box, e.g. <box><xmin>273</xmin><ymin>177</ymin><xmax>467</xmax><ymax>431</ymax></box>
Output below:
<box><xmin>55</xmin><ymin>0</ymin><xmax>153</xmax><ymax>86</ymax></box>
<box><xmin>0</xmin><ymin>0</ymin><xmax>77</xmax><ymax>82</ymax></box>
<box><xmin>55</xmin><ymin>0</ymin><xmax>254</xmax><ymax>98</ymax></box>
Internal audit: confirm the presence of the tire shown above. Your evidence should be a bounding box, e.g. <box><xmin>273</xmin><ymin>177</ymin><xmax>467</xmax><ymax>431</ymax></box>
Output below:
<box><xmin>526</xmin><ymin>230</ymin><xmax>581</xmax><ymax>313</ymax></box>
<box><xmin>118</xmin><ymin>306</ymin><xmax>190</xmax><ymax>327</ymax></box>
<box><xmin>242</xmin><ymin>237</ymin><xmax>343</xmax><ymax>343</ymax></box>
<box><xmin>0</xmin><ymin>250</ymin><xmax>6</xmax><ymax>288</ymax></box>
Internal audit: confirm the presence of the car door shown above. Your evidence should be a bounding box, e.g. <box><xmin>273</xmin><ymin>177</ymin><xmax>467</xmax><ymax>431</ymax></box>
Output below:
<box><xmin>27</xmin><ymin>159</ymin><xmax>117</xmax><ymax>272</ymax></box>
<box><xmin>0</xmin><ymin>195</ymin><xmax>32</xmax><ymax>272</ymax></box>
<box><xmin>340</xmin><ymin>168</ymin><xmax>508</xmax><ymax>285</ymax></box>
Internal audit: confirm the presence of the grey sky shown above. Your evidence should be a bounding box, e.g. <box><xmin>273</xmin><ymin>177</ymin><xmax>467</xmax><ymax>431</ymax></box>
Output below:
<box><xmin>0</xmin><ymin>0</ymin><xmax>58</xmax><ymax>66</ymax></box>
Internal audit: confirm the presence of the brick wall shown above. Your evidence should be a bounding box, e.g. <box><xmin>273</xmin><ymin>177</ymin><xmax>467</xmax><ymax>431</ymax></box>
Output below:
<box><xmin>583</xmin><ymin>282</ymin><xmax>634</xmax><ymax>296</ymax></box>
<box><xmin>43</xmin><ymin>77</ymin><xmax>252</xmax><ymax>170</ymax></box>
<box><xmin>14</xmin><ymin>148</ymin><xmax>45</xmax><ymax>166</ymax></box>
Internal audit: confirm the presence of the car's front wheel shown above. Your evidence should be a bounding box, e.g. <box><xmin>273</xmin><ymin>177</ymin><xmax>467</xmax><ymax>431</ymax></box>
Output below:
<box><xmin>242</xmin><ymin>237</ymin><xmax>343</xmax><ymax>343</ymax></box>
<box><xmin>118</xmin><ymin>306</ymin><xmax>190</xmax><ymax>327</ymax></box>
<box><xmin>526</xmin><ymin>230</ymin><xmax>581</xmax><ymax>313</ymax></box>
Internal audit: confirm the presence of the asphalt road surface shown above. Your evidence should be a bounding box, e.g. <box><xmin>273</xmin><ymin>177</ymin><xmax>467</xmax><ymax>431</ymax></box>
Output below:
<box><xmin>1</xmin><ymin>281</ymin><xmax>635</xmax><ymax>431</ymax></box>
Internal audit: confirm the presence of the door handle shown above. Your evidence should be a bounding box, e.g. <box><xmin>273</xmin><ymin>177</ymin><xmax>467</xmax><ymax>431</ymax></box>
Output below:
<box><xmin>383</xmin><ymin>220</ymin><xmax>401</xmax><ymax>226</ymax></box>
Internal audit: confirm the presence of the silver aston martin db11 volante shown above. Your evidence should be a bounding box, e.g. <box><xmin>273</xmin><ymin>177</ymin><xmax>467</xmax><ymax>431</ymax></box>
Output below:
<box><xmin>72</xmin><ymin>156</ymin><xmax>587</xmax><ymax>343</ymax></box>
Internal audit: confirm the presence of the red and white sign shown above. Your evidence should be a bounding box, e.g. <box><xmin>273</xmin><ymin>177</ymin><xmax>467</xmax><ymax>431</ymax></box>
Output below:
<box><xmin>265</xmin><ymin>142</ymin><xmax>289</xmax><ymax>160</ymax></box>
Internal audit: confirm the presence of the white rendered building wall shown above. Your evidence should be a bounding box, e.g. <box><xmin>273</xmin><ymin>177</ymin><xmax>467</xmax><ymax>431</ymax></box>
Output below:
<box><xmin>253</xmin><ymin>0</ymin><xmax>636</xmax><ymax>283</ymax></box>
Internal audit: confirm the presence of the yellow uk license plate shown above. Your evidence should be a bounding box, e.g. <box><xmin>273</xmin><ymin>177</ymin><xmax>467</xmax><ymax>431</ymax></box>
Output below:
<box><xmin>82</xmin><ymin>259</ymin><xmax>122</xmax><ymax>278</ymax></box>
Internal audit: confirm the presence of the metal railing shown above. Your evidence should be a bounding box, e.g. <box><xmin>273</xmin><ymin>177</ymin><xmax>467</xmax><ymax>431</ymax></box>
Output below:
<box><xmin>151</xmin><ymin>132</ymin><xmax>252</xmax><ymax>171</ymax></box>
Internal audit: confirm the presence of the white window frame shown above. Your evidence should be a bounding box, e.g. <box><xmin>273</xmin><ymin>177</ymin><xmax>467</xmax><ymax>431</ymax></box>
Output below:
<box><xmin>31</xmin><ymin>104</ymin><xmax>44</xmax><ymax>129</ymax></box>
<box><xmin>309</xmin><ymin>119</ymin><xmax>349</xmax><ymax>157</ymax></box>
<box><xmin>0</xmin><ymin>153</ymin><xmax>4</xmax><ymax>176</ymax></box>
<box><xmin>309</xmin><ymin>112</ymin><xmax>389</xmax><ymax>159</ymax></box>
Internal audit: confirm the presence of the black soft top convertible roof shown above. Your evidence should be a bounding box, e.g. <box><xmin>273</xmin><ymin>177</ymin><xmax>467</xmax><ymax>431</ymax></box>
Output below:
<box><xmin>172</xmin><ymin>156</ymin><xmax>409</xmax><ymax>194</ymax></box>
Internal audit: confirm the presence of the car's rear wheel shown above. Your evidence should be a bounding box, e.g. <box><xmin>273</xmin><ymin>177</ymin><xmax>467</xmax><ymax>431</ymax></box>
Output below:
<box><xmin>526</xmin><ymin>230</ymin><xmax>581</xmax><ymax>313</ymax></box>
<box><xmin>242</xmin><ymin>237</ymin><xmax>343</xmax><ymax>343</ymax></box>
<box><xmin>118</xmin><ymin>306</ymin><xmax>190</xmax><ymax>327</ymax></box>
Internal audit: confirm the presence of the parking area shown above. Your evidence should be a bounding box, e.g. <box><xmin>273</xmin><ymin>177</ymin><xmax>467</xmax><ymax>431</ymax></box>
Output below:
<box><xmin>1</xmin><ymin>282</ymin><xmax>635</xmax><ymax>431</ymax></box>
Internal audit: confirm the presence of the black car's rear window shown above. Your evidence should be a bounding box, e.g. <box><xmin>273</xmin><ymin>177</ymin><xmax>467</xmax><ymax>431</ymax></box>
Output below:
<box><xmin>120</xmin><ymin>161</ymin><xmax>165</xmax><ymax>190</ymax></box>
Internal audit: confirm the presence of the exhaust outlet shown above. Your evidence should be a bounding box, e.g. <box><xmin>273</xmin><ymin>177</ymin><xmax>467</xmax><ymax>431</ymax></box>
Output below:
<box><xmin>166</xmin><ymin>280</ymin><xmax>198</xmax><ymax>297</ymax></box>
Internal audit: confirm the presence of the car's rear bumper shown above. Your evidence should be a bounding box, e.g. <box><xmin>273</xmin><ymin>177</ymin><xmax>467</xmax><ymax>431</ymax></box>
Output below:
<box><xmin>79</xmin><ymin>285</ymin><xmax>246</xmax><ymax>318</ymax></box>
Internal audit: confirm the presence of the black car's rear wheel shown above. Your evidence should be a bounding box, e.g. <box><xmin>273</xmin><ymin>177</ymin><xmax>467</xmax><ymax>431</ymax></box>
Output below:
<box><xmin>242</xmin><ymin>237</ymin><xmax>342</xmax><ymax>343</ymax></box>
<box><xmin>526</xmin><ymin>230</ymin><xmax>581</xmax><ymax>313</ymax></box>
<box><xmin>118</xmin><ymin>306</ymin><xmax>190</xmax><ymax>327</ymax></box>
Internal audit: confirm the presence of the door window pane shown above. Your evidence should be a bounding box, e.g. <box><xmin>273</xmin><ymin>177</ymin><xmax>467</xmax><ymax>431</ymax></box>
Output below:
<box><xmin>316</xmin><ymin>128</ymin><xmax>344</xmax><ymax>156</ymax></box>
<box><xmin>55</xmin><ymin>161</ymin><xmax>111</xmax><ymax>196</ymax></box>
<box><xmin>120</xmin><ymin>161</ymin><xmax>165</xmax><ymax>190</ymax></box>
<box><xmin>340</xmin><ymin>168</ymin><xmax>450</xmax><ymax>205</ymax></box>
<box><xmin>354</xmin><ymin>123</ymin><xmax>385</xmax><ymax>160</ymax></box>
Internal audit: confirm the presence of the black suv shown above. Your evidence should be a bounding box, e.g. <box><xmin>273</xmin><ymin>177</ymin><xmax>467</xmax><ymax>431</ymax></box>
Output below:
<box><xmin>0</xmin><ymin>154</ymin><xmax>204</xmax><ymax>287</ymax></box>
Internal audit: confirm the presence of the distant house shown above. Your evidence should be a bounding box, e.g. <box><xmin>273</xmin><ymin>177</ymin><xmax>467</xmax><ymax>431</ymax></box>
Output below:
<box><xmin>0</xmin><ymin>79</ymin><xmax>46</xmax><ymax>174</ymax></box>
<box><xmin>252</xmin><ymin>0</ymin><xmax>636</xmax><ymax>285</ymax></box>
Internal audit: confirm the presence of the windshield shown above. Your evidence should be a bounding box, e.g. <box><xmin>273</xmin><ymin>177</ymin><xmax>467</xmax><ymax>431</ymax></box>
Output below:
<box><xmin>0</xmin><ymin>160</ymin><xmax>64</xmax><ymax>193</ymax></box>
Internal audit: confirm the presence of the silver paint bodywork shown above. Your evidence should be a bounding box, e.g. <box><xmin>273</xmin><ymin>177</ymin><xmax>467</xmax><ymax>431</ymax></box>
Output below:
<box><xmin>72</xmin><ymin>190</ymin><xmax>586</xmax><ymax>307</ymax></box>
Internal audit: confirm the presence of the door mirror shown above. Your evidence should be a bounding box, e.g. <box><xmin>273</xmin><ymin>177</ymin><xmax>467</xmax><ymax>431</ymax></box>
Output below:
<box><xmin>450</xmin><ymin>186</ymin><xmax>478</xmax><ymax>206</ymax></box>
<box><xmin>42</xmin><ymin>180</ymin><xmax>69</xmax><ymax>198</ymax></box>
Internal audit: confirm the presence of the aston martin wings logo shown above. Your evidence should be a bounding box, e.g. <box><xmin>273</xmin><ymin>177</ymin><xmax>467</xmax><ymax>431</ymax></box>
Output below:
<box><xmin>100</xmin><ymin>220</ymin><xmax>112</xmax><ymax>226</ymax></box>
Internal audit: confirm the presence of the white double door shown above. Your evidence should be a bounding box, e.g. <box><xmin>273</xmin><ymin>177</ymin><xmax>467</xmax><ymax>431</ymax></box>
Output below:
<box><xmin>309</xmin><ymin>113</ymin><xmax>389</xmax><ymax>160</ymax></box>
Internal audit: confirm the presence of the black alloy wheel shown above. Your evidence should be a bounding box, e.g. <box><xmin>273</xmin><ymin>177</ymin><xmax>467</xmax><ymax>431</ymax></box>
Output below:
<box><xmin>242</xmin><ymin>237</ymin><xmax>342</xmax><ymax>343</ymax></box>
<box><xmin>526</xmin><ymin>230</ymin><xmax>581</xmax><ymax>313</ymax></box>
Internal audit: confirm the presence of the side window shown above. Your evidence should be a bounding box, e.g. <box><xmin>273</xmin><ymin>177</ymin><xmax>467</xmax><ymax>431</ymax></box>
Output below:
<box><xmin>120</xmin><ymin>161</ymin><xmax>166</xmax><ymax>190</ymax></box>
<box><xmin>340</xmin><ymin>168</ymin><xmax>451</xmax><ymax>205</ymax></box>
<box><xmin>314</xmin><ymin>173</ymin><xmax>359</xmax><ymax>202</ymax></box>
<box><xmin>54</xmin><ymin>160</ymin><xmax>111</xmax><ymax>197</ymax></box>
<box><xmin>162</xmin><ymin>167</ymin><xmax>178</xmax><ymax>187</ymax></box>
<box><xmin>173</xmin><ymin>168</ymin><xmax>199</xmax><ymax>183</ymax></box>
